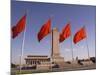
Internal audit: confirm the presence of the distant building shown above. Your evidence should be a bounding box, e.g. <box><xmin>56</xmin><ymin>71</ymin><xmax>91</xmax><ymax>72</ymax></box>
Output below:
<box><xmin>25</xmin><ymin>55</ymin><xmax>50</xmax><ymax>66</ymax></box>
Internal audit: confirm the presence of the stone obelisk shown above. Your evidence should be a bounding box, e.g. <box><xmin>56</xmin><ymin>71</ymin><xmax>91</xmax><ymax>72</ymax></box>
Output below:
<box><xmin>51</xmin><ymin>28</ymin><xmax>64</xmax><ymax>63</ymax></box>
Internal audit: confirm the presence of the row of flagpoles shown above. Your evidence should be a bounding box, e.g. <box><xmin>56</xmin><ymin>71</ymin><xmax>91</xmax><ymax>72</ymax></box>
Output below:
<box><xmin>11</xmin><ymin>14</ymin><xmax>89</xmax><ymax>73</ymax></box>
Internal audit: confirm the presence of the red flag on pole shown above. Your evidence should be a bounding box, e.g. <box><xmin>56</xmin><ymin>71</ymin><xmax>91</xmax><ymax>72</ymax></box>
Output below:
<box><xmin>12</xmin><ymin>15</ymin><xmax>26</xmax><ymax>39</ymax></box>
<box><xmin>59</xmin><ymin>23</ymin><xmax>71</xmax><ymax>42</ymax></box>
<box><xmin>73</xmin><ymin>26</ymin><xmax>86</xmax><ymax>44</ymax></box>
<box><xmin>37</xmin><ymin>19</ymin><xmax>51</xmax><ymax>42</ymax></box>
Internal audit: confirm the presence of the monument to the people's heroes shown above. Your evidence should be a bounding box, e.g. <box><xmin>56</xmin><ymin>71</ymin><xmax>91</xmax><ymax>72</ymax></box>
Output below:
<box><xmin>51</xmin><ymin>28</ymin><xmax>64</xmax><ymax>63</ymax></box>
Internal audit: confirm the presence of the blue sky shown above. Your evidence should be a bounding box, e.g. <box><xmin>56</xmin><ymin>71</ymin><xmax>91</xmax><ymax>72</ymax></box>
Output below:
<box><xmin>11</xmin><ymin>1</ymin><xmax>96</xmax><ymax>64</ymax></box>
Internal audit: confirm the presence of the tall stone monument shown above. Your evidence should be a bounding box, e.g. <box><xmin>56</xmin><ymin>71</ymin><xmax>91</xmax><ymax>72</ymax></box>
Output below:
<box><xmin>51</xmin><ymin>28</ymin><xmax>64</xmax><ymax>63</ymax></box>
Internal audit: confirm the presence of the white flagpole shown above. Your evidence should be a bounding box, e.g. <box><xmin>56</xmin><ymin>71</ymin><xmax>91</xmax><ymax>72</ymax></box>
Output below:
<box><xmin>49</xmin><ymin>17</ymin><xmax>52</xmax><ymax>71</ymax></box>
<box><xmin>19</xmin><ymin>15</ymin><xmax>27</xmax><ymax>73</ymax></box>
<box><xmin>84</xmin><ymin>26</ymin><xmax>90</xmax><ymax>60</ymax></box>
<box><xmin>86</xmin><ymin>37</ymin><xmax>90</xmax><ymax>60</ymax></box>
<box><xmin>85</xmin><ymin>27</ymin><xmax>90</xmax><ymax>61</ymax></box>
<box><xmin>70</xmin><ymin>26</ymin><xmax>74</xmax><ymax>66</ymax></box>
<box><xmin>70</xmin><ymin>35</ymin><xmax>74</xmax><ymax>62</ymax></box>
<box><xmin>49</xmin><ymin>30</ymin><xmax>52</xmax><ymax>71</ymax></box>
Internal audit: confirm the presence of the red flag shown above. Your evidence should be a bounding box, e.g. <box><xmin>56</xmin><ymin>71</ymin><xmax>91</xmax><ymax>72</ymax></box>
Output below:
<box><xmin>38</xmin><ymin>19</ymin><xmax>51</xmax><ymax>42</ymax></box>
<box><xmin>59</xmin><ymin>23</ymin><xmax>71</xmax><ymax>42</ymax></box>
<box><xmin>12</xmin><ymin>15</ymin><xmax>26</xmax><ymax>38</ymax></box>
<box><xmin>73</xmin><ymin>26</ymin><xmax>86</xmax><ymax>44</ymax></box>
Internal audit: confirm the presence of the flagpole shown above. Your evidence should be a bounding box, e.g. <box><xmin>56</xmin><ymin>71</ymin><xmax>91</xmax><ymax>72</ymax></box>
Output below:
<box><xmin>86</xmin><ymin>37</ymin><xmax>90</xmax><ymax>59</ymax></box>
<box><xmin>50</xmin><ymin>16</ymin><xmax>53</xmax><ymax>71</ymax></box>
<box><xmin>84</xmin><ymin>26</ymin><xmax>90</xmax><ymax>59</ymax></box>
<box><xmin>71</xmin><ymin>33</ymin><xmax>74</xmax><ymax>67</ymax></box>
<box><xmin>84</xmin><ymin>26</ymin><xmax>90</xmax><ymax>66</ymax></box>
<box><xmin>71</xmin><ymin>35</ymin><xmax>74</xmax><ymax>61</ymax></box>
<box><xmin>50</xmin><ymin>30</ymin><xmax>52</xmax><ymax>72</ymax></box>
<box><xmin>19</xmin><ymin>23</ymin><xmax>26</xmax><ymax>73</ymax></box>
<box><xmin>70</xmin><ymin>25</ymin><xmax>74</xmax><ymax>66</ymax></box>
<box><xmin>19</xmin><ymin>14</ymin><xmax>27</xmax><ymax>73</ymax></box>
<box><xmin>85</xmin><ymin>34</ymin><xmax>90</xmax><ymax>60</ymax></box>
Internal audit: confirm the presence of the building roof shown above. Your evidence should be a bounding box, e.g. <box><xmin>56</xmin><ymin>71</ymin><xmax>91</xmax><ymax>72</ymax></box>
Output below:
<box><xmin>27</xmin><ymin>55</ymin><xmax>48</xmax><ymax>57</ymax></box>
<box><xmin>25</xmin><ymin>55</ymin><xmax>50</xmax><ymax>60</ymax></box>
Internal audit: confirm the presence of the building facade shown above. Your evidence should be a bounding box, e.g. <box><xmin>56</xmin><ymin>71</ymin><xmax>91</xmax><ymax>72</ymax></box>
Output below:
<box><xmin>25</xmin><ymin>55</ymin><xmax>50</xmax><ymax>66</ymax></box>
